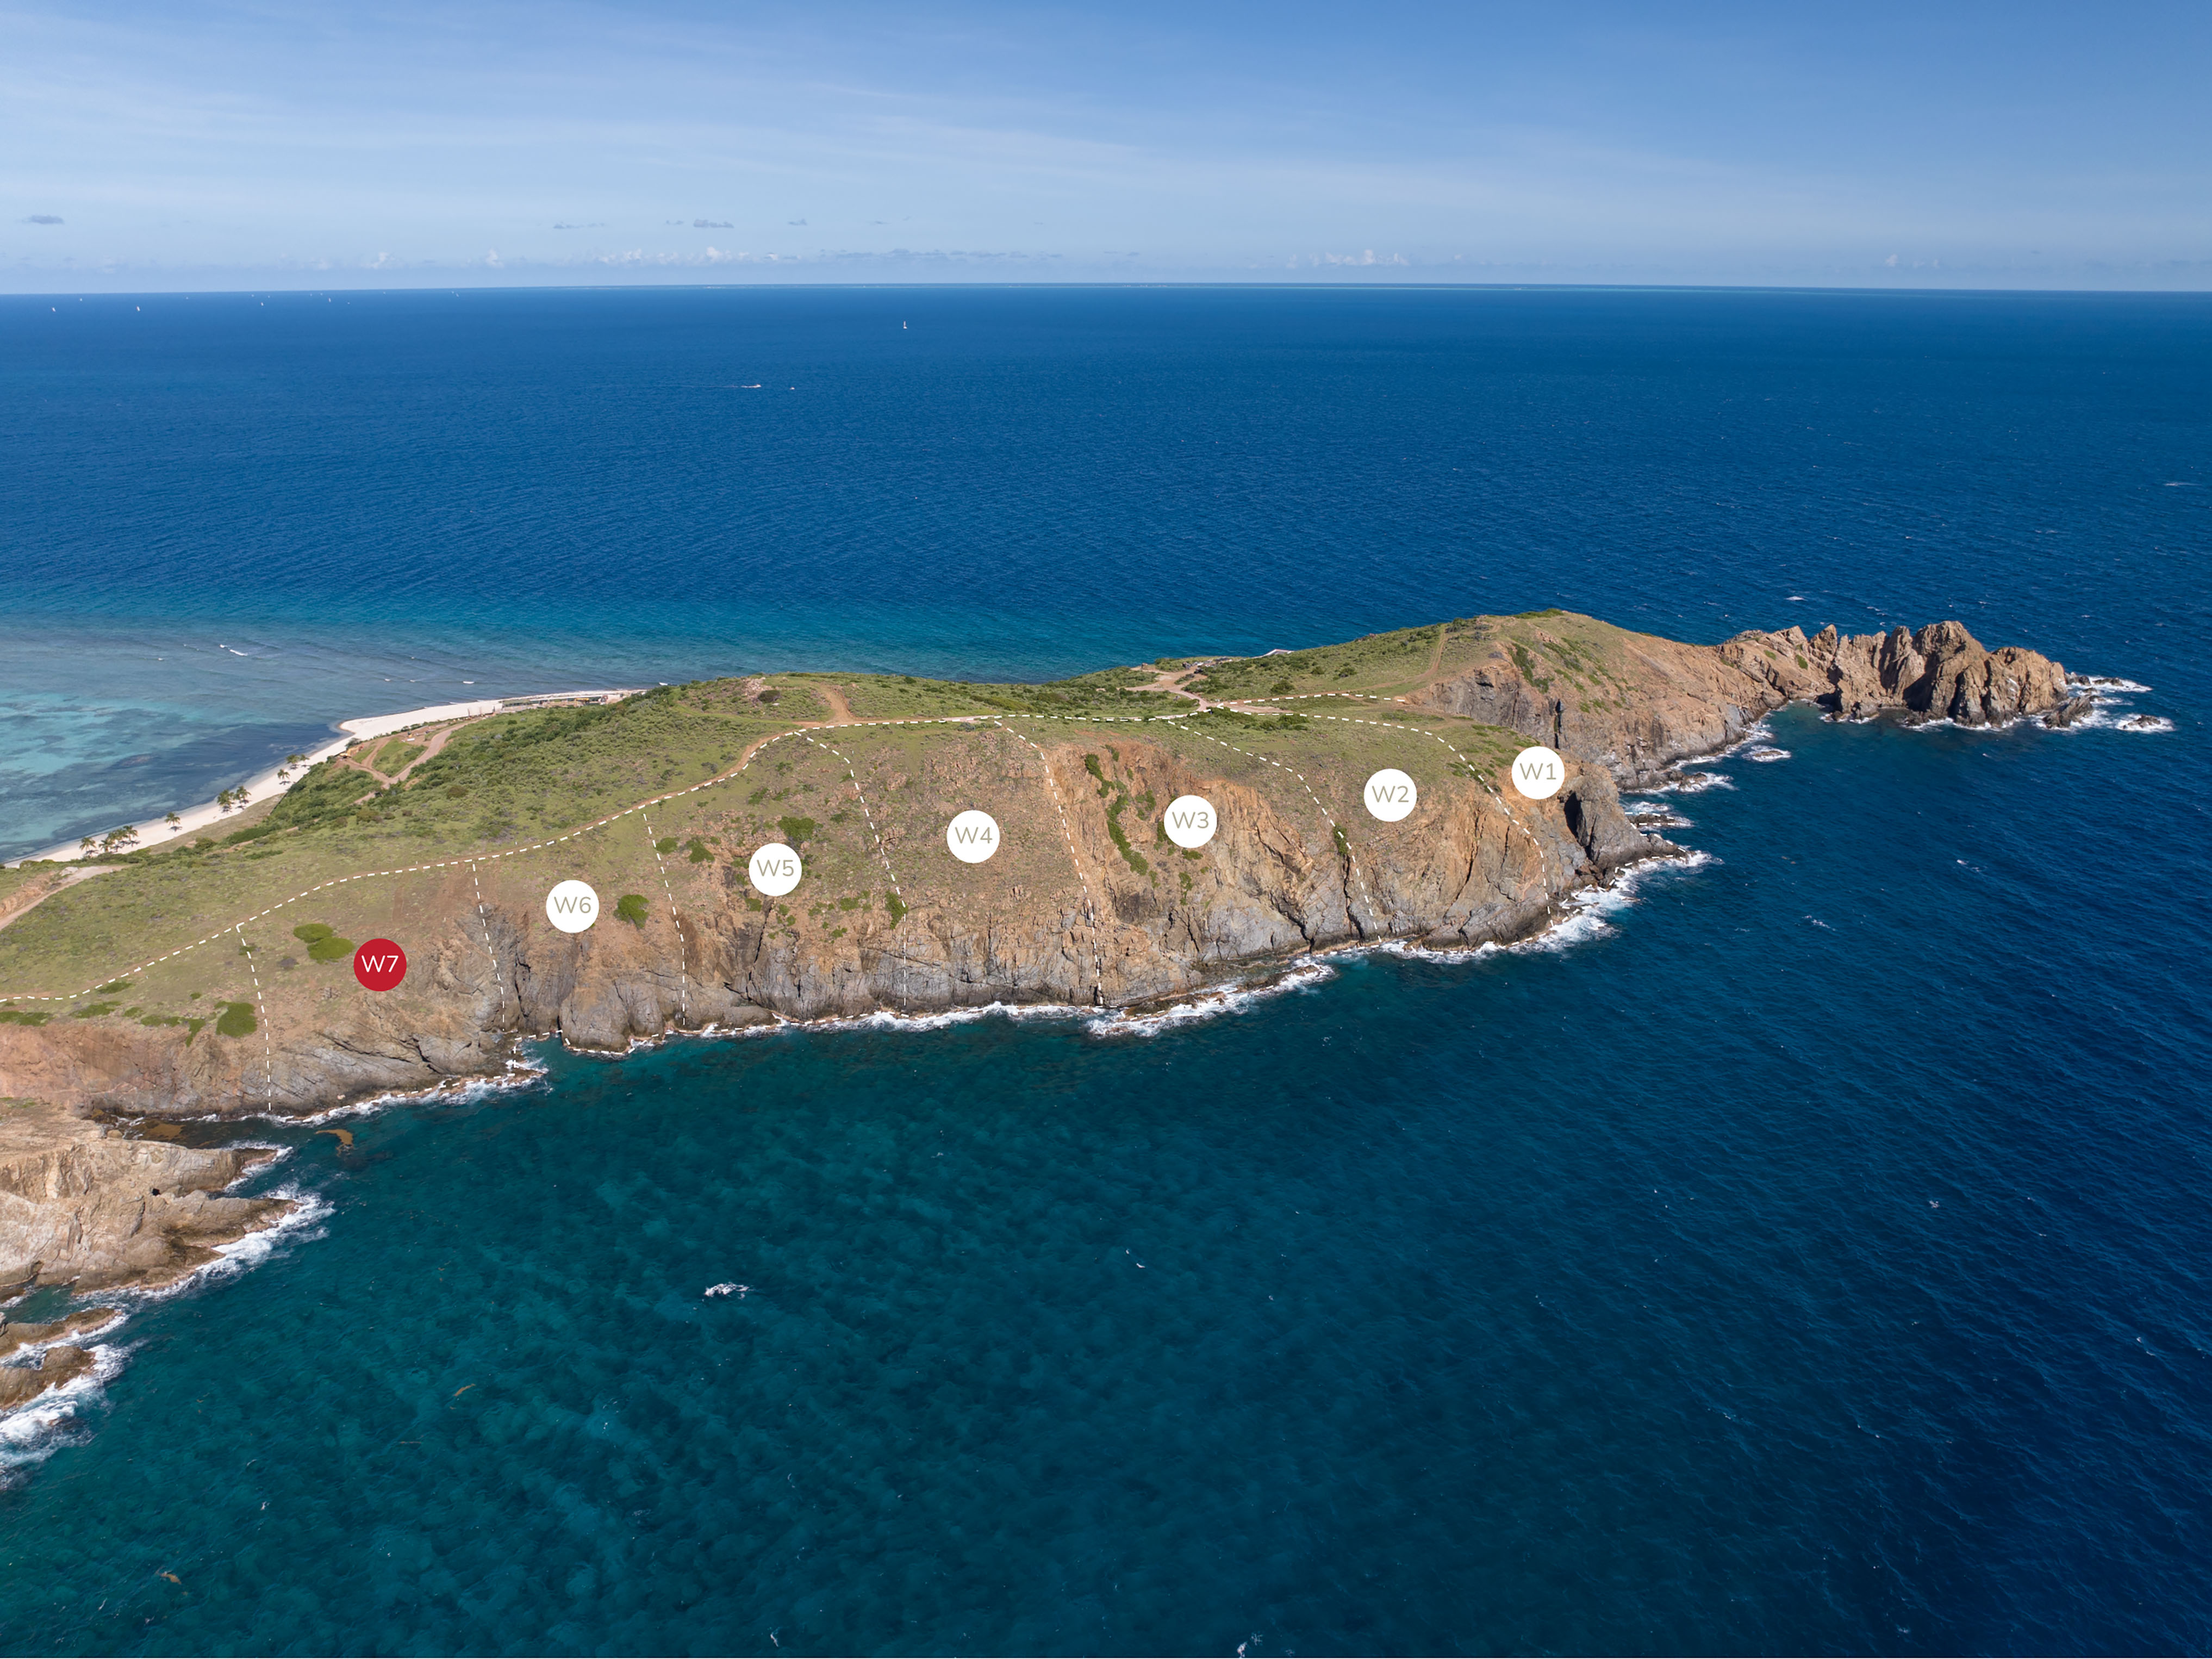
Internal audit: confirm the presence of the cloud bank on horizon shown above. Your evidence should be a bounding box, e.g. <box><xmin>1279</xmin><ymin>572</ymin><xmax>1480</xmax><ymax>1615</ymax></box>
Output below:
<box><xmin>2</xmin><ymin>0</ymin><xmax>2207</xmax><ymax>291</ymax></box>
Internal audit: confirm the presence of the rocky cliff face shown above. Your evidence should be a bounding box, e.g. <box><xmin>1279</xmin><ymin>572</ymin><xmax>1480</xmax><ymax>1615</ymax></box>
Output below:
<box><xmin>1413</xmin><ymin>617</ymin><xmax>2073</xmax><ymax>787</ymax></box>
<box><xmin>0</xmin><ymin>611</ymin><xmax>2074</xmax><ymax>1300</ymax></box>
<box><xmin>0</xmin><ymin>1098</ymin><xmax>292</xmax><ymax>1299</ymax></box>
<box><xmin>0</xmin><ymin>735</ymin><xmax>1659</xmax><ymax>1123</ymax></box>
<box><xmin>1716</xmin><ymin>620</ymin><xmax>2073</xmax><ymax>727</ymax></box>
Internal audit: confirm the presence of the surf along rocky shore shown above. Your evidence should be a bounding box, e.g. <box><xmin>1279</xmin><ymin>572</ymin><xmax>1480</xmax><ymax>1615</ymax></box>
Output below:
<box><xmin>0</xmin><ymin>611</ymin><xmax>2096</xmax><ymax>1382</ymax></box>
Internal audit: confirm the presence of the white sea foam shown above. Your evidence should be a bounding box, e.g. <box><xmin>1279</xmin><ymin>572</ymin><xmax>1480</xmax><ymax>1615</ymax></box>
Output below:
<box><xmin>841</xmin><ymin>1000</ymin><xmax>1087</xmax><ymax>1035</ymax></box>
<box><xmin>1084</xmin><ymin>961</ymin><xmax>1337</xmax><ymax>1038</ymax></box>
<box><xmin>569</xmin><ymin>997</ymin><xmax>1095</xmax><ymax>1057</ymax></box>
<box><xmin>0</xmin><ymin>1183</ymin><xmax>329</xmax><ymax>1478</ymax></box>
<box><xmin>1688</xmin><ymin>719</ymin><xmax>1779</xmax><ymax>765</ymax></box>
<box><xmin>0</xmin><ymin>1341</ymin><xmax>133</xmax><ymax>1485</ymax></box>
<box><xmin>287</xmin><ymin>1053</ymin><xmax>551</xmax><ymax>1123</ymax></box>
<box><xmin>0</xmin><ymin>1308</ymin><xmax>125</xmax><ymax>1360</ymax></box>
<box><xmin>717</xmin><ymin>1000</ymin><xmax>1092</xmax><ymax>1043</ymax></box>
<box><xmin>2072</xmin><ymin>675</ymin><xmax>2152</xmax><ymax>694</ymax></box>
<box><xmin>1748</xmin><ymin>747</ymin><xmax>1791</xmax><ymax>762</ymax></box>
<box><xmin>1500</xmin><ymin>850</ymin><xmax>1715</xmax><ymax>956</ymax></box>
<box><xmin>200</xmin><ymin>1183</ymin><xmax>332</xmax><ymax>1282</ymax></box>
<box><xmin>2046</xmin><ymin>699</ymin><xmax>2174</xmax><ymax>735</ymax></box>
<box><xmin>1354</xmin><ymin>850</ymin><xmax>1719</xmax><ymax>967</ymax></box>
<box><xmin>1648</xmin><ymin>770</ymin><xmax>1733</xmax><ymax>794</ymax></box>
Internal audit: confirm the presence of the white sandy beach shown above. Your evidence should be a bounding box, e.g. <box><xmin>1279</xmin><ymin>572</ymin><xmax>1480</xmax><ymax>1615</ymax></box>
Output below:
<box><xmin>9</xmin><ymin>691</ymin><xmax>637</xmax><ymax>867</ymax></box>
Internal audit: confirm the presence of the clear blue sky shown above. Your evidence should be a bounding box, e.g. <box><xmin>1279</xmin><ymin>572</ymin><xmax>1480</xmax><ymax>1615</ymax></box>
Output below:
<box><xmin>4</xmin><ymin>0</ymin><xmax>2206</xmax><ymax>291</ymax></box>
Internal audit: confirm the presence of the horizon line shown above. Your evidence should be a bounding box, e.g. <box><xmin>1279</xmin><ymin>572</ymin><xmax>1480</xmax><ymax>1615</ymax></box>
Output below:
<box><xmin>8</xmin><ymin>278</ymin><xmax>2212</xmax><ymax>301</ymax></box>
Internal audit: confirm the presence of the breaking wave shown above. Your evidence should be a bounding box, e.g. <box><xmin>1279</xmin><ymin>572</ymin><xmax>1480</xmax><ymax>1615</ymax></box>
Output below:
<box><xmin>0</xmin><ymin>1183</ymin><xmax>328</xmax><ymax>1482</ymax></box>
<box><xmin>286</xmin><ymin>1055</ymin><xmax>550</xmax><ymax>1125</ymax></box>
<box><xmin>2050</xmin><ymin>676</ymin><xmax>2171</xmax><ymax>735</ymax></box>
<box><xmin>1649</xmin><ymin>770</ymin><xmax>1733</xmax><ymax>794</ymax></box>
<box><xmin>0</xmin><ymin>1341</ymin><xmax>130</xmax><ymax>1487</ymax></box>
<box><xmin>1084</xmin><ymin>962</ymin><xmax>1337</xmax><ymax>1039</ymax></box>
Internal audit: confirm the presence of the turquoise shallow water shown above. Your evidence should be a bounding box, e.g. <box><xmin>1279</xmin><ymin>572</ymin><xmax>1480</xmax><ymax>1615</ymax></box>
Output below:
<box><xmin>0</xmin><ymin>288</ymin><xmax>2207</xmax><ymax>1652</ymax></box>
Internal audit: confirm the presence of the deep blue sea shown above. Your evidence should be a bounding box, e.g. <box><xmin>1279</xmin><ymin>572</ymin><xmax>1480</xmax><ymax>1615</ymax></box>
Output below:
<box><xmin>0</xmin><ymin>287</ymin><xmax>2207</xmax><ymax>1654</ymax></box>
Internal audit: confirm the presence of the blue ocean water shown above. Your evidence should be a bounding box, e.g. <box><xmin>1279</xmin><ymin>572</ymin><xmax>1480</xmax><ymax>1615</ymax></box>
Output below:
<box><xmin>2</xmin><ymin>286</ymin><xmax>2203</xmax><ymax>854</ymax></box>
<box><xmin>0</xmin><ymin>288</ymin><xmax>2207</xmax><ymax>1653</ymax></box>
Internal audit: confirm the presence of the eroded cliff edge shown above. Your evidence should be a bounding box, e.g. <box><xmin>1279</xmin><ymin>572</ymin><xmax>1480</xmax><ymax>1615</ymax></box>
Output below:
<box><xmin>0</xmin><ymin>609</ymin><xmax>2079</xmax><ymax>1303</ymax></box>
<box><xmin>1409</xmin><ymin>615</ymin><xmax>2077</xmax><ymax>787</ymax></box>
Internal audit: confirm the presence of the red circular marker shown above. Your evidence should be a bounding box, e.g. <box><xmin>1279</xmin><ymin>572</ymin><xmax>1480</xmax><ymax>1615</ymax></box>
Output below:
<box><xmin>352</xmin><ymin>938</ymin><xmax>407</xmax><ymax>992</ymax></box>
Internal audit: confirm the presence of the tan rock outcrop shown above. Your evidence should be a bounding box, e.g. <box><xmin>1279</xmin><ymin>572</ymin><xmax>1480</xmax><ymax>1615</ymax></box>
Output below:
<box><xmin>0</xmin><ymin>1099</ymin><xmax>292</xmax><ymax>1293</ymax></box>
<box><xmin>0</xmin><ymin>731</ymin><xmax>1662</xmax><ymax>1116</ymax></box>
<box><xmin>1413</xmin><ymin>615</ymin><xmax>2072</xmax><ymax>786</ymax></box>
<box><xmin>0</xmin><ymin>1306</ymin><xmax>121</xmax><ymax>1359</ymax></box>
<box><xmin>0</xmin><ymin>610</ymin><xmax>2082</xmax><ymax>1298</ymax></box>
<box><xmin>0</xmin><ymin>1344</ymin><xmax>93</xmax><ymax>1409</ymax></box>
<box><xmin>1716</xmin><ymin>620</ymin><xmax>2072</xmax><ymax>727</ymax></box>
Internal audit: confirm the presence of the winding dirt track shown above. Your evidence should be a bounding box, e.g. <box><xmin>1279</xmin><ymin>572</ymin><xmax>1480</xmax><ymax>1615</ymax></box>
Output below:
<box><xmin>5</xmin><ymin>676</ymin><xmax>1512</xmax><ymax>1002</ymax></box>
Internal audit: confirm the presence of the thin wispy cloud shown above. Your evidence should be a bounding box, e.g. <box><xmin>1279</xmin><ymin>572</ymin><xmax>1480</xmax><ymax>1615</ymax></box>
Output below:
<box><xmin>1</xmin><ymin>0</ymin><xmax>2204</xmax><ymax>290</ymax></box>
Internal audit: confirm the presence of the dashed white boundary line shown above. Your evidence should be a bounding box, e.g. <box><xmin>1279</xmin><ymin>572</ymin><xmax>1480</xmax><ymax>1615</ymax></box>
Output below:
<box><xmin>235</xmin><ymin>923</ymin><xmax>273</xmax><ymax>1105</ymax></box>
<box><xmin>638</xmin><ymin>809</ymin><xmax>689</xmax><ymax>1025</ymax></box>
<box><xmin>1172</xmin><ymin>721</ymin><xmax>1380</xmax><ymax>933</ymax></box>
<box><xmin>1</xmin><ymin>697</ymin><xmax>1549</xmax><ymax>1005</ymax></box>
<box><xmin>796</xmin><ymin>732</ymin><xmax>909</xmax><ymax>1010</ymax></box>
<box><xmin>1295</xmin><ymin>712</ymin><xmax>1568</xmax><ymax>898</ymax></box>
<box><xmin>991</xmin><ymin>720</ymin><xmax>1106</xmax><ymax>1003</ymax></box>
<box><xmin>469</xmin><ymin>860</ymin><xmax>508</xmax><ymax>1014</ymax></box>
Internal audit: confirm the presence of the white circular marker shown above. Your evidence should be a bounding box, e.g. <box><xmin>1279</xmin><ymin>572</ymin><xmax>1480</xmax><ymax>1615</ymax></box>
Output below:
<box><xmin>1510</xmin><ymin>745</ymin><xmax>1566</xmax><ymax>800</ymax></box>
<box><xmin>1363</xmin><ymin>768</ymin><xmax>1418</xmax><ymax>822</ymax></box>
<box><xmin>748</xmin><ymin>842</ymin><xmax>803</xmax><ymax>897</ymax></box>
<box><xmin>545</xmin><ymin>879</ymin><xmax>600</xmax><ymax>933</ymax></box>
<box><xmin>1162</xmin><ymin>794</ymin><xmax>1218</xmax><ymax>849</ymax></box>
<box><xmin>946</xmin><ymin>809</ymin><xmax>1001</xmax><ymax>863</ymax></box>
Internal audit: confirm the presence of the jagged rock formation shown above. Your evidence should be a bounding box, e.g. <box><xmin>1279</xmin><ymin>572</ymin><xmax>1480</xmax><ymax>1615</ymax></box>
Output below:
<box><xmin>0</xmin><ymin>1099</ymin><xmax>291</xmax><ymax>1295</ymax></box>
<box><xmin>0</xmin><ymin>1345</ymin><xmax>92</xmax><ymax>1409</ymax></box>
<box><xmin>1717</xmin><ymin>620</ymin><xmax>2073</xmax><ymax>728</ymax></box>
<box><xmin>1412</xmin><ymin>616</ymin><xmax>2073</xmax><ymax>787</ymax></box>
<box><xmin>1</xmin><ymin>740</ymin><xmax>1652</xmax><ymax>1116</ymax></box>
<box><xmin>0</xmin><ymin>1306</ymin><xmax>120</xmax><ymax>1360</ymax></box>
<box><xmin>0</xmin><ymin>609</ymin><xmax>2079</xmax><ymax>1298</ymax></box>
